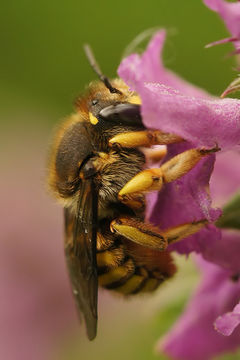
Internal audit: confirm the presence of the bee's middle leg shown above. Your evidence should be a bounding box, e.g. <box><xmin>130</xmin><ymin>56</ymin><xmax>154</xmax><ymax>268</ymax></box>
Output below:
<box><xmin>110</xmin><ymin>217</ymin><xmax>207</xmax><ymax>249</ymax></box>
<box><xmin>118</xmin><ymin>147</ymin><xmax>219</xmax><ymax>204</ymax></box>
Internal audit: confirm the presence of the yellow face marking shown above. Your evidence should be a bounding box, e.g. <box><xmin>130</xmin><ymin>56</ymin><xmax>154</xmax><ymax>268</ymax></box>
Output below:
<box><xmin>128</xmin><ymin>95</ymin><xmax>142</xmax><ymax>105</ymax></box>
<box><xmin>89</xmin><ymin>112</ymin><xmax>98</xmax><ymax>125</ymax></box>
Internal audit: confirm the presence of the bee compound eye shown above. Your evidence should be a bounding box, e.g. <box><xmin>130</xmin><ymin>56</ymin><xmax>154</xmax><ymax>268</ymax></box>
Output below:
<box><xmin>55</xmin><ymin>122</ymin><xmax>93</xmax><ymax>194</ymax></box>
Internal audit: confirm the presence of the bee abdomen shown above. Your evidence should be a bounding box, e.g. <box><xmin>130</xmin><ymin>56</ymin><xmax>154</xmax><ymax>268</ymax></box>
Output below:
<box><xmin>98</xmin><ymin>257</ymin><xmax>168</xmax><ymax>295</ymax></box>
<box><xmin>113</xmin><ymin>268</ymin><xmax>166</xmax><ymax>295</ymax></box>
<box><xmin>137</xmin><ymin>270</ymin><xmax>166</xmax><ymax>293</ymax></box>
<box><xmin>112</xmin><ymin>267</ymin><xmax>148</xmax><ymax>295</ymax></box>
<box><xmin>97</xmin><ymin>245</ymin><xmax>125</xmax><ymax>272</ymax></box>
<box><xmin>98</xmin><ymin>258</ymin><xmax>135</xmax><ymax>288</ymax></box>
<box><xmin>96</xmin><ymin>230</ymin><xmax>174</xmax><ymax>295</ymax></box>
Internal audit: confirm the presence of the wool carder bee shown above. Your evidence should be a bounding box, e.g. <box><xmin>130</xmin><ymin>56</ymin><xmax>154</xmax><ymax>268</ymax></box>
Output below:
<box><xmin>48</xmin><ymin>45</ymin><xmax>217</xmax><ymax>340</ymax></box>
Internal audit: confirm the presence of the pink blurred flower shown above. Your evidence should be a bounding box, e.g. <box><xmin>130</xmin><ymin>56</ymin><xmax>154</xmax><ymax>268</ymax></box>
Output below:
<box><xmin>118</xmin><ymin>30</ymin><xmax>240</xmax><ymax>359</ymax></box>
<box><xmin>1</xmin><ymin>130</ymin><xmax>77</xmax><ymax>360</ymax></box>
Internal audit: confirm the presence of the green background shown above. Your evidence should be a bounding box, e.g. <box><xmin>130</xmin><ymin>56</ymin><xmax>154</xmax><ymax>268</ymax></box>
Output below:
<box><xmin>0</xmin><ymin>0</ymin><xmax>236</xmax><ymax>127</ymax></box>
<box><xmin>1</xmin><ymin>1</ymin><xmax>239</xmax><ymax>359</ymax></box>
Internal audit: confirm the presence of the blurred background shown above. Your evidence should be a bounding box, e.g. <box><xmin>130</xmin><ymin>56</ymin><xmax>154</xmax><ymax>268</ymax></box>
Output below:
<box><xmin>1</xmin><ymin>1</ymin><xmax>239</xmax><ymax>359</ymax></box>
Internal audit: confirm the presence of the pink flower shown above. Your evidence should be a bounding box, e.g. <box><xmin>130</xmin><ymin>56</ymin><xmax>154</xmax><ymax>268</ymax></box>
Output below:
<box><xmin>158</xmin><ymin>256</ymin><xmax>240</xmax><ymax>360</ymax></box>
<box><xmin>118</xmin><ymin>30</ymin><xmax>240</xmax><ymax>268</ymax></box>
<box><xmin>203</xmin><ymin>0</ymin><xmax>240</xmax><ymax>51</ymax></box>
<box><xmin>118</xmin><ymin>30</ymin><xmax>240</xmax><ymax>359</ymax></box>
<box><xmin>215</xmin><ymin>302</ymin><xmax>240</xmax><ymax>336</ymax></box>
<box><xmin>0</xmin><ymin>130</ymin><xmax>77</xmax><ymax>360</ymax></box>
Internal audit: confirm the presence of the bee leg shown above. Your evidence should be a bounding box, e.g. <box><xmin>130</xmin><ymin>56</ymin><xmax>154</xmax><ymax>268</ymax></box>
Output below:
<box><xmin>109</xmin><ymin>130</ymin><xmax>183</xmax><ymax>148</ymax></box>
<box><xmin>118</xmin><ymin>146</ymin><xmax>220</xmax><ymax>203</ymax></box>
<box><xmin>110</xmin><ymin>217</ymin><xmax>168</xmax><ymax>251</ymax></box>
<box><xmin>110</xmin><ymin>217</ymin><xmax>207</xmax><ymax>249</ymax></box>
<box><xmin>162</xmin><ymin>220</ymin><xmax>208</xmax><ymax>244</ymax></box>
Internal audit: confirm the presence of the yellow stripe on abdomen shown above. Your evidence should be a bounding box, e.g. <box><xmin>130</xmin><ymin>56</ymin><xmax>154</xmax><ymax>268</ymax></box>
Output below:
<box><xmin>114</xmin><ymin>268</ymin><xmax>147</xmax><ymax>295</ymax></box>
<box><xmin>97</xmin><ymin>246</ymin><xmax>124</xmax><ymax>269</ymax></box>
<box><xmin>140</xmin><ymin>278</ymin><xmax>160</xmax><ymax>292</ymax></box>
<box><xmin>98</xmin><ymin>259</ymin><xmax>134</xmax><ymax>287</ymax></box>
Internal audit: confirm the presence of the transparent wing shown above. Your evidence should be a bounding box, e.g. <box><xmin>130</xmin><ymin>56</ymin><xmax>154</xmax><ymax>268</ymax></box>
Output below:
<box><xmin>64</xmin><ymin>178</ymin><xmax>98</xmax><ymax>340</ymax></box>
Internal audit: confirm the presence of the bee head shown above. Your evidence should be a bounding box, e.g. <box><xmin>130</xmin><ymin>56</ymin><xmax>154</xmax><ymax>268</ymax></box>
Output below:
<box><xmin>81</xmin><ymin>45</ymin><xmax>144</xmax><ymax>135</ymax></box>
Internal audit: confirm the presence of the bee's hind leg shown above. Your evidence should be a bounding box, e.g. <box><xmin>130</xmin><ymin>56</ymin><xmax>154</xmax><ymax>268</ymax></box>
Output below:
<box><xmin>110</xmin><ymin>217</ymin><xmax>168</xmax><ymax>250</ymax></box>
<box><xmin>110</xmin><ymin>217</ymin><xmax>207</xmax><ymax>249</ymax></box>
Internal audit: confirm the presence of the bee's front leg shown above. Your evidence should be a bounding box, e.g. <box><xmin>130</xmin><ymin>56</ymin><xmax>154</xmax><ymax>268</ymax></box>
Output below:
<box><xmin>118</xmin><ymin>147</ymin><xmax>219</xmax><ymax>204</ymax></box>
<box><xmin>110</xmin><ymin>217</ymin><xmax>207</xmax><ymax>249</ymax></box>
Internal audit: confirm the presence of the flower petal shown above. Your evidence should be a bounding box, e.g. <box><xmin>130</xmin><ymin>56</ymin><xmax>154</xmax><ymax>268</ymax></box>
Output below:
<box><xmin>201</xmin><ymin>230</ymin><xmax>240</xmax><ymax>273</ymax></box>
<box><xmin>119</xmin><ymin>33</ymin><xmax>240</xmax><ymax>150</ymax></box>
<box><xmin>149</xmin><ymin>142</ymin><xmax>221</xmax><ymax>255</ymax></box>
<box><xmin>119</xmin><ymin>31</ymin><xmax>240</xmax><ymax>271</ymax></box>
<box><xmin>203</xmin><ymin>0</ymin><xmax>240</xmax><ymax>44</ymax></box>
<box><xmin>215</xmin><ymin>302</ymin><xmax>240</xmax><ymax>336</ymax></box>
<box><xmin>146</xmin><ymin>145</ymin><xmax>224</xmax><ymax>269</ymax></box>
<box><xmin>158</xmin><ymin>257</ymin><xmax>240</xmax><ymax>360</ymax></box>
<box><xmin>119</xmin><ymin>30</ymin><xmax>209</xmax><ymax>99</ymax></box>
<box><xmin>134</xmin><ymin>82</ymin><xmax>240</xmax><ymax>150</ymax></box>
<box><xmin>211</xmin><ymin>150</ymin><xmax>240</xmax><ymax>206</ymax></box>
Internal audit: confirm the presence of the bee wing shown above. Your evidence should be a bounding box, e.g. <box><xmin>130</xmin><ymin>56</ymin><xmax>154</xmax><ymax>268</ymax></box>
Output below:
<box><xmin>64</xmin><ymin>178</ymin><xmax>98</xmax><ymax>340</ymax></box>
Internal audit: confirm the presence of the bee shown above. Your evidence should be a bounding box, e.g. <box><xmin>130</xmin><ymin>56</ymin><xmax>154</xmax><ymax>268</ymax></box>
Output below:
<box><xmin>48</xmin><ymin>45</ymin><xmax>217</xmax><ymax>340</ymax></box>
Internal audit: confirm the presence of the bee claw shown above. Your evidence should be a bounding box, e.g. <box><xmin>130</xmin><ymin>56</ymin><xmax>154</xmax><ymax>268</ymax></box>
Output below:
<box><xmin>199</xmin><ymin>144</ymin><xmax>221</xmax><ymax>155</ymax></box>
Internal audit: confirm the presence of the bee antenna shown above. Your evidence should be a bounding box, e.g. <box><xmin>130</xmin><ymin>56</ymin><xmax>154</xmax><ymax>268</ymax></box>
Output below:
<box><xmin>83</xmin><ymin>44</ymin><xmax>122</xmax><ymax>95</ymax></box>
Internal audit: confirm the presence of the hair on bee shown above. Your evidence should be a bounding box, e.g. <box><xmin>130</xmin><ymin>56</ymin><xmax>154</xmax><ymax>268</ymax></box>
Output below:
<box><xmin>83</xmin><ymin>44</ymin><xmax>122</xmax><ymax>95</ymax></box>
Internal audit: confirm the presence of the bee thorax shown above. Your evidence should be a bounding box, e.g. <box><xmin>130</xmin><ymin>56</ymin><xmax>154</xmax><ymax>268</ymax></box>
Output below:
<box><xmin>94</xmin><ymin>149</ymin><xmax>145</xmax><ymax>213</ymax></box>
